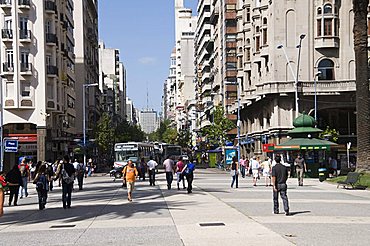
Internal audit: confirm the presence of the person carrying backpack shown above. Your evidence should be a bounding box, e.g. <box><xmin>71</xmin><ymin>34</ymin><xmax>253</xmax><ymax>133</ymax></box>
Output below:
<box><xmin>33</xmin><ymin>164</ymin><xmax>49</xmax><ymax>210</ymax></box>
<box><xmin>122</xmin><ymin>160</ymin><xmax>138</xmax><ymax>202</ymax></box>
<box><xmin>76</xmin><ymin>160</ymin><xmax>85</xmax><ymax>190</ymax></box>
<box><xmin>54</xmin><ymin>155</ymin><xmax>75</xmax><ymax>209</ymax></box>
<box><xmin>18</xmin><ymin>158</ymin><xmax>30</xmax><ymax>198</ymax></box>
<box><xmin>182</xmin><ymin>157</ymin><xmax>195</xmax><ymax>194</ymax></box>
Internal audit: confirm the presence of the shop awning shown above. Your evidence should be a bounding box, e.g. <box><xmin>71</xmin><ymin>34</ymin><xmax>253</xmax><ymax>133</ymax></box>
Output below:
<box><xmin>273</xmin><ymin>138</ymin><xmax>337</xmax><ymax>151</ymax></box>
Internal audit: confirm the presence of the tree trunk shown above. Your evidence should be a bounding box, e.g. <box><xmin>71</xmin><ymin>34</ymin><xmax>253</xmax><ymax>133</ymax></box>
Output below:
<box><xmin>353</xmin><ymin>0</ymin><xmax>370</xmax><ymax>171</ymax></box>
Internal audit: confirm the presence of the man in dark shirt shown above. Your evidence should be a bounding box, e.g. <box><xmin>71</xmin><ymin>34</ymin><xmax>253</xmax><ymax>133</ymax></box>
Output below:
<box><xmin>271</xmin><ymin>155</ymin><xmax>290</xmax><ymax>216</ymax></box>
<box><xmin>55</xmin><ymin>155</ymin><xmax>75</xmax><ymax>209</ymax></box>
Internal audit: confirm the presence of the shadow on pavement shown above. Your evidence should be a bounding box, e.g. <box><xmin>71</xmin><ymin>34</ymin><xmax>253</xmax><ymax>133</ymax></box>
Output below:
<box><xmin>289</xmin><ymin>210</ymin><xmax>311</xmax><ymax>216</ymax></box>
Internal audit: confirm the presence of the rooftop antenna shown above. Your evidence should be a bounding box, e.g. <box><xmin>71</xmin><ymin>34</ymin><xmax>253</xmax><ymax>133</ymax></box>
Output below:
<box><xmin>146</xmin><ymin>82</ymin><xmax>149</xmax><ymax>111</ymax></box>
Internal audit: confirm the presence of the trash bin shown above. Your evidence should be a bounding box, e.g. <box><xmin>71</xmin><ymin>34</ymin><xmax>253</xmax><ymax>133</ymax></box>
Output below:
<box><xmin>318</xmin><ymin>168</ymin><xmax>327</xmax><ymax>182</ymax></box>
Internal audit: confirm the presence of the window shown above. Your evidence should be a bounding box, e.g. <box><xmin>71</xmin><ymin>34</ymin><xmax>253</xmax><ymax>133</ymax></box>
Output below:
<box><xmin>324</xmin><ymin>19</ymin><xmax>332</xmax><ymax>36</ymax></box>
<box><xmin>21</xmin><ymin>81</ymin><xmax>31</xmax><ymax>97</ymax></box>
<box><xmin>324</xmin><ymin>4</ymin><xmax>332</xmax><ymax>14</ymax></box>
<box><xmin>245</xmin><ymin>48</ymin><xmax>251</xmax><ymax>62</ymax></box>
<box><xmin>47</xmin><ymin>83</ymin><xmax>54</xmax><ymax>99</ymax></box>
<box><xmin>5</xmin><ymin>81</ymin><xmax>14</xmax><ymax>97</ymax></box>
<box><xmin>226</xmin><ymin>4</ymin><xmax>236</xmax><ymax>11</ymax></box>
<box><xmin>317</xmin><ymin>7</ymin><xmax>322</xmax><ymax>15</ymax></box>
<box><xmin>246</xmin><ymin>7</ymin><xmax>250</xmax><ymax>22</ymax></box>
<box><xmin>262</xmin><ymin>28</ymin><xmax>267</xmax><ymax>45</ymax></box>
<box><xmin>6</xmin><ymin>49</ymin><xmax>13</xmax><ymax>66</ymax></box>
<box><xmin>226</xmin><ymin>62</ymin><xmax>237</xmax><ymax>70</ymax></box>
<box><xmin>20</xmin><ymin>50</ymin><xmax>30</xmax><ymax>71</ymax></box>
<box><xmin>318</xmin><ymin>59</ymin><xmax>335</xmax><ymax>80</ymax></box>
<box><xmin>317</xmin><ymin>19</ymin><xmax>322</xmax><ymax>36</ymax></box>
<box><xmin>255</xmin><ymin>36</ymin><xmax>260</xmax><ymax>52</ymax></box>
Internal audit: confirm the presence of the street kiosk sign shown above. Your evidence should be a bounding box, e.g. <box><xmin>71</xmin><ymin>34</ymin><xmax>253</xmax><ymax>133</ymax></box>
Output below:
<box><xmin>4</xmin><ymin>139</ymin><xmax>18</xmax><ymax>152</ymax></box>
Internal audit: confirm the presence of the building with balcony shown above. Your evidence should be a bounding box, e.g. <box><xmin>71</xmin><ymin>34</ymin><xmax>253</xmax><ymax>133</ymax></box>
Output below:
<box><xmin>0</xmin><ymin>0</ymin><xmax>77</xmax><ymax>168</ymax></box>
<box><xmin>98</xmin><ymin>41</ymin><xmax>127</xmax><ymax>123</ymax></box>
<box><xmin>174</xmin><ymin>0</ymin><xmax>197</xmax><ymax>140</ymax></box>
<box><xmin>74</xmin><ymin>0</ymin><xmax>100</xmax><ymax>152</ymax></box>
<box><xmin>235</xmin><ymin>0</ymin><xmax>358</xmax><ymax>156</ymax></box>
<box><xmin>162</xmin><ymin>48</ymin><xmax>177</xmax><ymax>124</ymax></box>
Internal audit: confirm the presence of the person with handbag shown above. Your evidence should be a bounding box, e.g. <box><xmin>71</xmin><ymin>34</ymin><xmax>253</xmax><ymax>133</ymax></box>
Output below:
<box><xmin>230</xmin><ymin>156</ymin><xmax>239</xmax><ymax>188</ymax></box>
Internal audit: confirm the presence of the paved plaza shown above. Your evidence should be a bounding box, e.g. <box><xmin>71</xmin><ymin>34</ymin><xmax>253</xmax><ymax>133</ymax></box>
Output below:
<box><xmin>1</xmin><ymin>169</ymin><xmax>370</xmax><ymax>245</ymax></box>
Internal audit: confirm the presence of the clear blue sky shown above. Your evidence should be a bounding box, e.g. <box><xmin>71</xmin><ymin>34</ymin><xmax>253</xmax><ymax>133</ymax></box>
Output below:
<box><xmin>99</xmin><ymin>0</ymin><xmax>198</xmax><ymax>113</ymax></box>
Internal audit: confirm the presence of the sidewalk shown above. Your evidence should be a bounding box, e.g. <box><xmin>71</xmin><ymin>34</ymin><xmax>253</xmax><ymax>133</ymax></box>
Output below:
<box><xmin>158</xmin><ymin>177</ymin><xmax>293</xmax><ymax>246</ymax></box>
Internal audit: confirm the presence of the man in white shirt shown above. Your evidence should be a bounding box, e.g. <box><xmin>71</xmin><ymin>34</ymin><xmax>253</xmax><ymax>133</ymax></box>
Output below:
<box><xmin>163</xmin><ymin>156</ymin><xmax>175</xmax><ymax>190</ymax></box>
<box><xmin>250</xmin><ymin>156</ymin><xmax>260</xmax><ymax>186</ymax></box>
<box><xmin>147</xmin><ymin>156</ymin><xmax>158</xmax><ymax>186</ymax></box>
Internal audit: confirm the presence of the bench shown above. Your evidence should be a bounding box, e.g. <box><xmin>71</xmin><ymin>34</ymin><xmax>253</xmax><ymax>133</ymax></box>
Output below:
<box><xmin>336</xmin><ymin>172</ymin><xmax>363</xmax><ymax>189</ymax></box>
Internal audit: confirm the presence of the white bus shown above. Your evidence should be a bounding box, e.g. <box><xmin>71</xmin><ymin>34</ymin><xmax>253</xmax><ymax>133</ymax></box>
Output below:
<box><xmin>114</xmin><ymin>142</ymin><xmax>154</xmax><ymax>168</ymax></box>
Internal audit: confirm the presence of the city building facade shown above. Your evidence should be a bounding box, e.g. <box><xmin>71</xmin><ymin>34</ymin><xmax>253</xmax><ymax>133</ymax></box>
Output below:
<box><xmin>162</xmin><ymin>48</ymin><xmax>177</xmax><ymax>124</ymax></box>
<box><xmin>98</xmin><ymin>41</ymin><xmax>126</xmax><ymax>122</ymax></box>
<box><xmin>139</xmin><ymin>110</ymin><xmax>158</xmax><ymax>134</ymax></box>
<box><xmin>0</xmin><ymin>0</ymin><xmax>77</xmax><ymax>169</ymax></box>
<box><xmin>234</xmin><ymin>0</ymin><xmax>357</xmax><ymax>156</ymax></box>
<box><xmin>174</xmin><ymin>0</ymin><xmax>197</xmax><ymax>137</ymax></box>
<box><xmin>74</xmin><ymin>0</ymin><xmax>100</xmax><ymax>154</ymax></box>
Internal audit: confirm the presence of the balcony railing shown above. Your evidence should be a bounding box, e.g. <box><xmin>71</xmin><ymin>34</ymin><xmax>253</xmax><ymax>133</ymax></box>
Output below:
<box><xmin>45</xmin><ymin>0</ymin><xmax>56</xmax><ymax>12</ymax></box>
<box><xmin>1</xmin><ymin>29</ymin><xmax>12</xmax><ymax>39</ymax></box>
<box><xmin>0</xmin><ymin>0</ymin><xmax>12</xmax><ymax>6</ymax></box>
<box><xmin>47</xmin><ymin>65</ymin><xmax>58</xmax><ymax>75</ymax></box>
<box><xmin>46</xmin><ymin>33</ymin><xmax>57</xmax><ymax>44</ymax></box>
<box><xmin>18</xmin><ymin>0</ymin><xmax>30</xmax><ymax>6</ymax></box>
<box><xmin>20</xmin><ymin>63</ymin><xmax>31</xmax><ymax>72</ymax></box>
<box><xmin>19</xmin><ymin>29</ymin><xmax>31</xmax><ymax>39</ymax></box>
<box><xmin>3</xmin><ymin>62</ymin><xmax>14</xmax><ymax>72</ymax></box>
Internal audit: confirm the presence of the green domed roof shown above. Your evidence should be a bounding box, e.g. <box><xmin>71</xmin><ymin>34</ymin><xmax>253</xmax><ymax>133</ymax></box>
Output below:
<box><xmin>293</xmin><ymin>113</ymin><xmax>316</xmax><ymax>128</ymax></box>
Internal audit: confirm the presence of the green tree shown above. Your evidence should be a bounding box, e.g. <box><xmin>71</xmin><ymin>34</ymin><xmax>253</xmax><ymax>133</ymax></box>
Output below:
<box><xmin>201</xmin><ymin>106</ymin><xmax>235</xmax><ymax>146</ymax></box>
<box><xmin>353</xmin><ymin>0</ymin><xmax>370</xmax><ymax>171</ymax></box>
<box><xmin>177</xmin><ymin>128</ymin><xmax>191</xmax><ymax>148</ymax></box>
<box><xmin>95</xmin><ymin>113</ymin><xmax>114</xmax><ymax>156</ymax></box>
<box><xmin>116</xmin><ymin>120</ymin><xmax>145</xmax><ymax>142</ymax></box>
<box><xmin>163</xmin><ymin>127</ymin><xmax>177</xmax><ymax>144</ymax></box>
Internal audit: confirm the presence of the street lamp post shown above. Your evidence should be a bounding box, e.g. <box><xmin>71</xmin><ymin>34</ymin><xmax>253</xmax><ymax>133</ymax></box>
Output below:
<box><xmin>313</xmin><ymin>71</ymin><xmax>322</xmax><ymax>123</ymax></box>
<box><xmin>83</xmin><ymin>83</ymin><xmax>99</xmax><ymax>167</ymax></box>
<box><xmin>277</xmin><ymin>34</ymin><xmax>306</xmax><ymax>118</ymax></box>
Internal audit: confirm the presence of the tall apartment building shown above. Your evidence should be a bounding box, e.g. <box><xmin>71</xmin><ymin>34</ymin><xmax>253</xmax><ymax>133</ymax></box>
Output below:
<box><xmin>98</xmin><ymin>41</ymin><xmax>126</xmax><ymax>121</ymax></box>
<box><xmin>194</xmin><ymin>0</ymin><xmax>212</xmax><ymax>128</ymax></box>
<box><xmin>139</xmin><ymin>110</ymin><xmax>158</xmax><ymax>134</ymax></box>
<box><xmin>162</xmin><ymin>48</ymin><xmax>177</xmax><ymax>124</ymax></box>
<box><xmin>174</xmin><ymin>0</ymin><xmax>197</xmax><ymax>144</ymax></box>
<box><xmin>0</xmin><ymin>0</ymin><xmax>77</xmax><ymax>168</ymax></box>
<box><xmin>126</xmin><ymin>97</ymin><xmax>137</xmax><ymax>125</ymax></box>
<box><xmin>234</xmin><ymin>0</ymin><xmax>358</xmax><ymax>156</ymax></box>
<box><xmin>74</xmin><ymin>0</ymin><xmax>100</xmax><ymax>143</ymax></box>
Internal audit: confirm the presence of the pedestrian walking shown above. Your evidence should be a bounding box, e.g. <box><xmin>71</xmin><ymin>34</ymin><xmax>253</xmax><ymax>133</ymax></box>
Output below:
<box><xmin>250</xmin><ymin>156</ymin><xmax>260</xmax><ymax>186</ymax></box>
<box><xmin>46</xmin><ymin>161</ymin><xmax>54</xmax><ymax>191</ymax></box>
<box><xmin>122</xmin><ymin>160</ymin><xmax>138</xmax><ymax>202</ymax></box>
<box><xmin>271</xmin><ymin>155</ymin><xmax>290</xmax><ymax>216</ymax></box>
<box><xmin>239</xmin><ymin>155</ymin><xmax>247</xmax><ymax>178</ymax></box>
<box><xmin>54</xmin><ymin>155</ymin><xmax>75</xmax><ymax>209</ymax></box>
<box><xmin>176</xmin><ymin>156</ymin><xmax>186</xmax><ymax>190</ymax></box>
<box><xmin>147</xmin><ymin>156</ymin><xmax>158</xmax><ymax>186</ymax></box>
<box><xmin>139</xmin><ymin>158</ymin><xmax>147</xmax><ymax>181</ymax></box>
<box><xmin>230</xmin><ymin>156</ymin><xmax>239</xmax><ymax>188</ymax></box>
<box><xmin>76</xmin><ymin>160</ymin><xmax>85</xmax><ymax>190</ymax></box>
<box><xmin>86</xmin><ymin>158</ymin><xmax>93</xmax><ymax>177</ymax></box>
<box><xmin>163</xmin><ymin>156</ymin><xmax>175</xmax><ymax>190</ymax></box>
<box><xmin>182</xmin><ymin>157</ymin><xmax>195</xmax><ymax>193</ymax></box>
<box><xmin>33</xmin><ymin>164</ymin><xmax>49</xmax><ymax>210</ymax></box>
<box><xmin>261</xmin><ymin>157</ymin><xmax>272</xmax><ymax>187</ymax></box>
<box><xmin>0</xmin><ymin>171</ymin><xmax>8</xmax><ymax>217</ymax></box>
<box><xmin>294</xmin><ymin>154</ymin><xmax>307</xmax><ymax>186</ymax></box>
<box><xmin>6</xmin><ymin>164</ymin><xmax>23</xmax><ymax>206</ymax></box>
<box><xmin>18</xmin><ymin>158</ymin><xmax>30</xmax><ymax>199</ymax></box>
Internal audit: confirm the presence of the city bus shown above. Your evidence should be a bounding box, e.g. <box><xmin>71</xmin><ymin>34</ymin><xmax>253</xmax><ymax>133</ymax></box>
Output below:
<box><xmin>158</xmin><ymin>144</ymin><xmax>182</xmax><ymax>164</ymax></box>
<box><xmin>114</xmin><ymin>142</ymin><xmax>154</xmax><ymax>169</ymax></box>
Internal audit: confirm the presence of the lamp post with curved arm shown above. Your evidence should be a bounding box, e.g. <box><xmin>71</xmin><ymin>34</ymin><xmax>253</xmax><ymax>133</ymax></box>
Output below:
<box><xmin>83</xmin><ymin>83</ymin><xmax>99</xmax><ymax>167</ymax></box>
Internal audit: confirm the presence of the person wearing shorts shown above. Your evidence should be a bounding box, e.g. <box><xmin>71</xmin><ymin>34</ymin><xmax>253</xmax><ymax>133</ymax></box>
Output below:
<box><xmin>250</xmin><ymin>156</ymin><xmax>260</xmax><ymax>186</ymax></box>
<box><xmin>261</xmin><ymin>157</ymin><xmax>272</xmax><ymax>186</ymax></box>
<box><xmin>123</xmin><ymin>160</ymin><xmax>138</xmax><ymax>202</ymax></box>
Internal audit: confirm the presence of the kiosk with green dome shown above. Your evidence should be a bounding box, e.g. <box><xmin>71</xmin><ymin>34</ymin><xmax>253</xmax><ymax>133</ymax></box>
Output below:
<box><xmin>268</xmin><ymin>113</ymin><xmax>337</xmax><ymax>178</ymax></box>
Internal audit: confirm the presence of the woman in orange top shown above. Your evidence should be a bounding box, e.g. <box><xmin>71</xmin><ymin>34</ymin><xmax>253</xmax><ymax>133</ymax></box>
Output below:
<box><xmin>122</xmin><ymin>160</ymin><xmax>138</xmax><ymax>202</ymax></box>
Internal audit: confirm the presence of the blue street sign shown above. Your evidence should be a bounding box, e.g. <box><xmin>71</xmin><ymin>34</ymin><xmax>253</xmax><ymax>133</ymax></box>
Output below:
<box><xmin>4</xmin><ymin>139</ymin><xmax>18</xmax><ymax>152</ymax></box>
